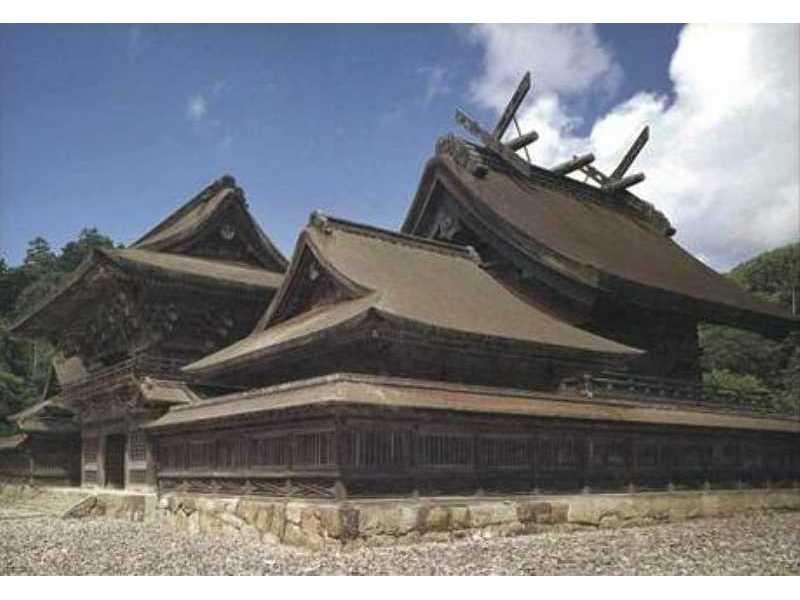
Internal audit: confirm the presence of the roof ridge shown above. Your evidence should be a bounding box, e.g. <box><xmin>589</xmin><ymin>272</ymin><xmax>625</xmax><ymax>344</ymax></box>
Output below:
<box><xmin>307</xmin><ymin>211</ymin><xmax>482</xmax><ymax>263</ymax></box>
<box><xmin>436</xmin><ymin>135</ymin><xmax>675</xmax><ymax>237</ymax></box>
<box><xmin>131</xmin><ymin>173</ymin><xmax>239</xmax><ymax>247</ymax></box>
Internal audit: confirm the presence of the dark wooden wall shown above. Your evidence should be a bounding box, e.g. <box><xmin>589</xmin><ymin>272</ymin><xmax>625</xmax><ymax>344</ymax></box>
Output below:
<box><xmin>152</xmin><ymin>406</ymin><xmax>800</xmax><ymax>499</ymax></box>
<box><xmin>0</xmin><ymin>435</ymin><xmax>80</xmax><ymax>486</ymax></box>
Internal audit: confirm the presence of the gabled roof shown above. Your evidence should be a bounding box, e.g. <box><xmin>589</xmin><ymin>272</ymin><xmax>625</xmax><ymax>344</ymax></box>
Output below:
<box><xmin>403</xmin><ymin>137</ymin><xmax>797</xmax><ymax>335</ymax></box>
<box><xmin>132</xmin><ymin>174</ymin><xmax>288</xmax><ymax>272</ymax></box>
<box><xmin>184</xmin><ymin>214</ymin><xmax>640</xmax><ymax>375</ymax></box>
<box><xmin>7</xmin><ymin>399</ymin><xmax>78</xmax><ymax>434</ymax></box>
<box><xmin>9</xmin><ymin>246</ymin><xmax>283</xmax><ymax>339</ymax></box>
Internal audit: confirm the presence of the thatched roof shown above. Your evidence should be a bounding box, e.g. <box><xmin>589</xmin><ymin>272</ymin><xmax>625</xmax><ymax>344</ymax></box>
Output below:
<box><xmin>184</xmin><ymin>215</ymin><xmax>640</xmax><ymax>375</ymax></box>
<box><xmin>145</xmin><ymin>373</ymin><xmax>800</xmax><ymax>434</ymax></box>
<box><xmin>403</xmin><ymin>137</ymin><xmax>796</xmax><ymax>334</ymax></box>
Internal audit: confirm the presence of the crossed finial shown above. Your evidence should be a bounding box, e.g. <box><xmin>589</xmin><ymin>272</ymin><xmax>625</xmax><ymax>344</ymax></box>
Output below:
<box><xmin>454</xmin><ymin>72</ymin><xmax>648</xmax><ymax>194</ymax></box>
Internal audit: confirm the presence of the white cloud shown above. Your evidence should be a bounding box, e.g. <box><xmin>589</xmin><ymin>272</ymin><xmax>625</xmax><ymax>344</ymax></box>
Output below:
<box><xmin>468</xmin><ymin>24</ymin><xmax>799</xmax><ymax>271</ymax></box>
<box><xmin>186</xmin><ymin>94</ymin><xmax>208</xmax><ymax>122</ymax></box>
<box><xmin>419</xmin><ymin>66</ymin><xmax>451</xmax><ymax>105</ymax></box>
<box><xmin>469</xmin><ymin>24</ymin><xmax>621</xmax><ymax>107</ymax></box>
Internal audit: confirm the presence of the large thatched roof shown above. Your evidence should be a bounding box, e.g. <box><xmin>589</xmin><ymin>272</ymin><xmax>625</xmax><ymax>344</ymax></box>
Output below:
<box><xmin>403</xmin><ymin>137</ymin><xmax>796</xmax><ymax>335</ymax></box>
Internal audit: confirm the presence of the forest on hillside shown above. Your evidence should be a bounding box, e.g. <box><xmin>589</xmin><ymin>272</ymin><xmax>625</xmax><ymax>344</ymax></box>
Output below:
<box><xmin>0</xmin><ymin>231</ymin><xmax>798</xmax><ymax>435</ymax></box>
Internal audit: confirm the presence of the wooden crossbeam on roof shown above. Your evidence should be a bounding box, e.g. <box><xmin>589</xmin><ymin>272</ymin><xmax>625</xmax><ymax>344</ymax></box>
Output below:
<box><xmin>453</xmin><ymin>72</ymin><xmax>540</xmax><ymax>178</ymax></box>
<box><xmin>552</xmin><ymin>153</ymin><xmax>596</xmax><ymax>176</ymax></box>
<box><xmin>455</xmin><ymin>110</ymin><xmax>533</xmax><ymax>178</ymax></box>
<box><xmin>576</xmin><ymin>126</ymin><xmax>649</xmax><ymax>193</ymax></box>
<box><xmin>611</xmin><ymin>126</ymin><xmax>649</xmax><ymax>180</ymax></box>
<box><xmin>603</xmin><ymin>172</ymin><xmax>646</xmax><ymax>193</ymax></box>
<box><xmin>493</xmin><ymin>71</ymin><xmax>532</xmax><ymax>140</ymax></box>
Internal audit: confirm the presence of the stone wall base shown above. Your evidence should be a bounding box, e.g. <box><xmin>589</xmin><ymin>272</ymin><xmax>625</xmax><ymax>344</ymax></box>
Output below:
<box><xmin>0</xmin><ymin>483</ymin><xmax>157</xmax><ymax>521</ymax></box>
<box><xmin>154</xmin><ymin>488</ymin><xmax>800</xmax><ymax>549</ymax></box>
<box><xmin>3</xmin><ymin>483</ymin><xmax>799</xmax><ymax>549</ymax></box>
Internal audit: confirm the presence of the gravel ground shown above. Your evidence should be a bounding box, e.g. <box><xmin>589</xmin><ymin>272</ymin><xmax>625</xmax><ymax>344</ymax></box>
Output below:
<box><xmin>1</xmin><ymin>509</ymin><xmax>798</xmax><ymax>575</ymax></box>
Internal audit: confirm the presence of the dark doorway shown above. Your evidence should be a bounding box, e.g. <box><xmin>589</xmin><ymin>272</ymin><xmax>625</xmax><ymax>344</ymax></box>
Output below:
<box><xmin>105</xmin><ymin>434</ymin><xmax>126</xmax><ymax>489</ymax></box>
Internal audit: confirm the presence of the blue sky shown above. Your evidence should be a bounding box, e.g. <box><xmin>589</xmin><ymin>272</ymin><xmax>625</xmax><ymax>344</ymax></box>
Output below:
<box><xmin>0</xmin><ymin>24</ymin><xmax>685</xmax><ymax>267</ymax></box>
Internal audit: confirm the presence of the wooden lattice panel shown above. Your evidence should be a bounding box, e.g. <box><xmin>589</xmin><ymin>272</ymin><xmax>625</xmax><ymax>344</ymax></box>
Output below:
<box><xmin>355</xmin><ymin>431</ymin><xmax>406</xmax><ymax>468</ymax></box>
<box><xmin>128</xmin><ymin>469</ymin><xmax>147</xmax><ymax>485</ymax></box>
<box><xmin>538</xmin><ymin>437</ymin><xmax>579</xmax><ymax>470</ymax></box>
<box><xmin>83</xmin><ymin>437</ymin><xmax>99</xmax><ymax>465</ymax></box>
<box><xmin>83</xmin><ymin>469</ymin><xmax>98</xmax><ymax>485</ymax></box>
<box><xmin>251</xmin><ymin>435</ymin><xmax>292</xmax><ymax>467</ymax></box>
<box><xmin>129</xmin><ymin>431</ymin><xmax>147</xmax><ymax>463</ymax></box>
<box><xmin>294</xmin><ymin>432</ymin><xmax>335</xmax><ymax>467</ymax></box>
<box><xmin>418</xmin><ymin>434</ymin><xmax>473</xmax><ymax>467</ymax></box>
<box><xmin>480</xmin><ymin>436</ymin><xmax>531</xmax><ymax>468</ymax></box>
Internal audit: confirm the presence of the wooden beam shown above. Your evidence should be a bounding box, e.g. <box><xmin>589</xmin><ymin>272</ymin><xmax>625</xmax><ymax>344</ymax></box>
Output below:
<box><xmin>580</xmin><ymin>163</ymin><xmax>610</xmax><ymax>186</ymax></box>
<box><xmin>551</xmin><ymin>153</ymin><xmax>595</xmax><ymax>176</ymax></box>
<box><xmin>493</xmin><ymin>71</ymin><xmax>532</xmax><ymax>140</ymax></box>
<box><xmin>505</xmin><ymin>130</ymin><xmax>539</xmax><ymax>152</ymax></box>
<box><xmin>455</xmin><ymin>109</ymin><xmax>533</xmax><ymax>178</ymax></box>
<box><xmin>610</xmin><ymin>126</ymin><xmax>649</xmax><ymax>180</ymax></box>
<box><xmin>602</xmin><ymin>172</ymin><xmax>645</xmax><ymax>193</ymax></box>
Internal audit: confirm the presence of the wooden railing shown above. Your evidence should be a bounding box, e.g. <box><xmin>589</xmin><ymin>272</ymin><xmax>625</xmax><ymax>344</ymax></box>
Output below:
<box><xmin>58</xmin><ymin>355</ymin><xmax>189</xmax><ymax>399</ymax></box>
<box><xmin>558</xmin><ymin>371</ymin><xmax>794</xmax><ymax>418</ymax></box>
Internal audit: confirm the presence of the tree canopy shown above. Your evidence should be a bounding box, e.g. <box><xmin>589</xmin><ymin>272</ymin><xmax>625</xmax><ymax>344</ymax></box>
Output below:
<box><xmin>700</xmin><ymin>242</ymin><xmax>799</xmax><ymax>413</ymax></box>
<box><xmin>0</xmin><ymin>227</ymin><xmax>120</xmax><ymax>434</ymax></box>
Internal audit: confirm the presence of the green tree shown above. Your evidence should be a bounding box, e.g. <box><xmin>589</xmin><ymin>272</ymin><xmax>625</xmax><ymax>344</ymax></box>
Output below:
<box><xmin>700</xmin><ymin>242</ymin><xmax>799</xmax><ymax>412</ymax></box>
<box><xmin>58</xmin><ymin>227</ymin><xmax>117</xmax><ymax>272</ymax></box>
<box><xmin>22</xmin><ymin>237</ymin><xmax>57</xmax><ymax>277</ymax></box>
<box><xmin>0</xmin><ymin>228</ymin><xmax>121</xmax><ymax>433</ymax></box>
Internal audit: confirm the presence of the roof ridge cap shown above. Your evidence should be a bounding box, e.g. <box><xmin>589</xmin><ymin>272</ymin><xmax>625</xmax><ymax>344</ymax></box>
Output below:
<box><xmin>308</xmin><ymin>211</ymin><xmax>482</xmax><ymax>263</ymax></box>
<box><xmin>436</xmin><ymin>134</ymin><xmax>675</xmax><ymax>237</ymax></box>
<box><xmin>131</xmin><ymin>174</ymin><xmax>239</xmax><ymax>247</ymax></box>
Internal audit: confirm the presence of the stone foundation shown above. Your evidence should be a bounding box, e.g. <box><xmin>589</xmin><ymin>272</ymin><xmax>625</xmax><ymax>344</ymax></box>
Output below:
<box><xmin>155</xmin><ymin>488</ymin><xmax>800</xmax><ymax>549</ymax></box>
<box><xmin>3</xmin><ymin>483</ymin><xmax>799</xmax><ymax>549</ymax></box>
<box><xmin>0</xmin><ymin>483</ymin><xmax>157</xmax><ymax>522</ymax></box>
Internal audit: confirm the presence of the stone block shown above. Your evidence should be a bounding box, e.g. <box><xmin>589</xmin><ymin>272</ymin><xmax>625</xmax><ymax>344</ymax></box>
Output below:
<box><xmin>235</xmin><ymin>500</ymin><xmax>261</xmax><ymax>525</ymax></box>
<box><xmin>359</xmin><ymin>504</ymin><xmax>419</xmax><ymax>537</ymax></box>
<box><xmin>515</xmin><ymin>501</ymin><xmax>551</xmax><ymax>524</ymax></box>
<box><xmin>254</xmin><ymin>505</ymin><xmax>275</xmax><ymax>533</ymax></box>
<box><xmin>449</xmin><ymin>506</ymin><xmax>471</xmax><ymax>530</ymax></box>
<box><xmin>218</xmin><ymin>510</ymin><xmax>246</xmax><ymax>530</ymax></box>
<box><xmin>469</xmin><ymin>502</ymin><xmax>517</xmax><ymax>528</ymax></box>
<box><xmin>285</xmin><ymin>502</ymin><xmax>303</xmax><ymax>525</ymax></box>
<box><xmin>270</xmin><ymin>504</ymin><xmax>287</xmax><ymax>540</ymax></box>
<box><xmin>187</xmin><ymin>510</ymin><xmax>201</xmax><ymax>535</ymax></box>
<box><xmin>421</xmin><ymin>505</ymin><xmax>451</xmax><ymax>532</ymax></box>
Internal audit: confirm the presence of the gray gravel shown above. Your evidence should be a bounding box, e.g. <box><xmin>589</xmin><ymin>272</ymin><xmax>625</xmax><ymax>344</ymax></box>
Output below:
<box><xmin>1</xmin><ymin>509</ymin><xmax>798</xmax><ymax>575</ymax></box>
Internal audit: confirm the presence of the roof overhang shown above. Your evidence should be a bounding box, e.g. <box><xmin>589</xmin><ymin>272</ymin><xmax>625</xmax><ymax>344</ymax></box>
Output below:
<box><xmin>145</xmin><ymin>373</ymin><xmax>800</xmax><ymax>434</ymax></box>
<box><xmin>9</xmin><ymin>247</ymin><xmax>282</xmax><ymax>342</ymax></box>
